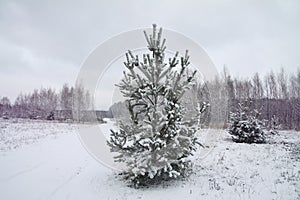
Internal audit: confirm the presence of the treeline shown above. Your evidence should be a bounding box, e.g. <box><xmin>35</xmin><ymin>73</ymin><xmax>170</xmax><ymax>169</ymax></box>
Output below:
<box><xmin>0</xmin><ymin>83</ymin><xmax>110</xmax><ymax>122</ymax></box>
<box><xmin>2</xmin><ymin>67</ymin><xmax>300</xmax><ymax>128</ymax></box>
<box><xmin>205</xmin><ymin>67</ymin><xmax>300</xmax><ymax>130</ymax></box>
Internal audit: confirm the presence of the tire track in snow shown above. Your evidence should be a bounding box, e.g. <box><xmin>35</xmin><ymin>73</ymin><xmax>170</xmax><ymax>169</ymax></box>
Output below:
<box><xmin>46</xmin><ymin>163</ymin><xmax>88</xmax><ymax>200</ymax></box>
<box><xmin>0</xmin><ymin>162</ymin><xmax>44</xmax><ymax>182</ymax></box>
<box><xmin>46</xmin><ymin>172</ymin><xmax>78</xmax><ymax>200</ymax></box>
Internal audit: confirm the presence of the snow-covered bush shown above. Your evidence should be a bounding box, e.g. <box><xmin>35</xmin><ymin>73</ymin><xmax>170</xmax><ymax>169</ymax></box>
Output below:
<box><xmin>108</xmin><ymin>24</ymin><xmax>206</xmax><ymax>187</ymax></box>
<box><xmin>228</xmin><ymin>101</ymin><xmax>266</xmax><ymax>144</ymax></box>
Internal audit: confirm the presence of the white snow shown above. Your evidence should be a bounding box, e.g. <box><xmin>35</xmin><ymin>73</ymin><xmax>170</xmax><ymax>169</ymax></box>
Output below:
<box><xmin>0</xmin><ymin>119</ymin><xmax>299</xmax><ymax>199</ymax></box>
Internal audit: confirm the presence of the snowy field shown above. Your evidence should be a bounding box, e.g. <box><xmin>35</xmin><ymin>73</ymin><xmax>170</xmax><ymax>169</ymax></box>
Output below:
<box><xmin>0</xmin><ymin>119</ymin><xmax>299</xmax><ymax>200</ymax></box>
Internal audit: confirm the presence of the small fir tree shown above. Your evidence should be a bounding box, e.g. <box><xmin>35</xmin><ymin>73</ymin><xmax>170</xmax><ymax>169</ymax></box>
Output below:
<box><xmin>108</xmin><ymin>24</ymin><xmax>206</xmax><ymax>187</ymax></box>
<box><xmin>228</xmin><ymin>101</ymin><xmax>266</xmax><ymax>144</ymax></box>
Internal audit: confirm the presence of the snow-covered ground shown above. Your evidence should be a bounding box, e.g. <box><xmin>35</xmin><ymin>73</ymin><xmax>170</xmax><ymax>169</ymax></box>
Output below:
<box><xmin>0</xmin><ymin>119</ymin><xmax>299</xmax><ymax>200</ymax></box>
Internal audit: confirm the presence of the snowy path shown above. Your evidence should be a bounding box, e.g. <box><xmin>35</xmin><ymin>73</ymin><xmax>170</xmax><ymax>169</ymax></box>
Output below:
<box><xmin>0</xmin><ymin>120</ymin><xmax>299</xmax><ymax>200</ymax></box>
<box><xmin>1</xmin><ymin>129</ymin><xmax>101</xmax><ymax>199</ymax></box>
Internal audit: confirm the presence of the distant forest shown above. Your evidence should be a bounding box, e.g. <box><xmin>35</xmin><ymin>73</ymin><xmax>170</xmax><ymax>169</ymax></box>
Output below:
<box><xmin>1</xmin><ymin>67</ymin><xmax>299</xmax><ymax>129</ymax></box>
<box><xmin>207</xmin><ymin>67</ymin><xmax>300</xmax><ymax>130</ymax></box>
<box><xmin>0</xmin><ymin>83</ymin><xmax>112</xmax><ymax>122</ymax></box>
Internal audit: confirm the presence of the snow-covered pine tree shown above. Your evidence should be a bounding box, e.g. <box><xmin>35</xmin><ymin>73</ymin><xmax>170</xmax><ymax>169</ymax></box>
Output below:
<box><xmin>108</xmin><ymin>24</ymin><xmax>206</xmax><ymax>187</ymax></box>
<box><xmin>228</xmin><ymin>100</ymin><xmax>266</xmax><ymax>144</ymax></box>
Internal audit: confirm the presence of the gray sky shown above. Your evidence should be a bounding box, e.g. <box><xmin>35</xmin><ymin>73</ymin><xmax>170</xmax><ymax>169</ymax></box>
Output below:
<box><xmin>0</xmin><ymin>0</ymin><xmax>300</xmax><ymax>107</ymax></box>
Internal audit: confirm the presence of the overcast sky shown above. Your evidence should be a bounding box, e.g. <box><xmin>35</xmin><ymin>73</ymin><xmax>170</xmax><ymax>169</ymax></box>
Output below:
<box><xmin>0</xmin><ymin>0</ymin><xmax>299</xmax><ymax>107</ymax></box>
